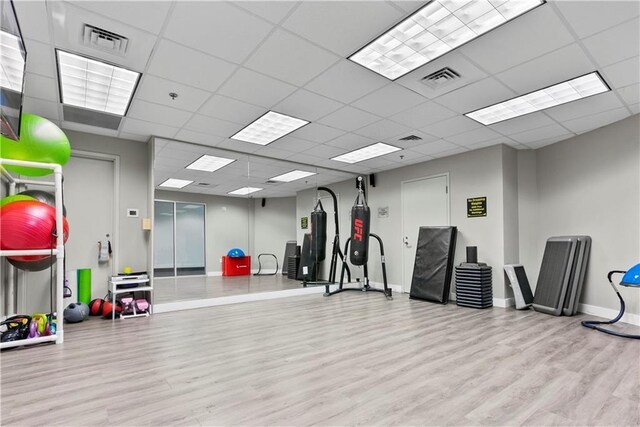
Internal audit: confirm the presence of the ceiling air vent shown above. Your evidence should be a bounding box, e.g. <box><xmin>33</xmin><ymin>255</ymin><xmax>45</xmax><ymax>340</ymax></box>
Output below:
<box><xmin>82</xmin><ymin>24</ymin><xmax>129</xmax><ymax>55</ymax></box>
<box><xmin>196</xmin><ymin>182</ymin><xmax>210</xmax><ymax>186</ymax></box>
<box><xmin>421</xmin><ymin>67</ymin><xmax>460</xmax><ymax>90</ymax></box>
<box><xmin>399</xmin><ymin>134</ymin><xmax>422</xmax><ymax>142</ymax></box>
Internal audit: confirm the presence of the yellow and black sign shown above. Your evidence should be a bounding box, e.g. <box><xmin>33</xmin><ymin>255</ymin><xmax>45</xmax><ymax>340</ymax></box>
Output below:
<box><xmin>467</xmin><ymin>197</ymin><xmax>487</xmax><ymax>218</ymax></box>
<box><xmin>301</xmin><ymin>217</ymin><xmax>308</xmax><ymax>229</ymax></box>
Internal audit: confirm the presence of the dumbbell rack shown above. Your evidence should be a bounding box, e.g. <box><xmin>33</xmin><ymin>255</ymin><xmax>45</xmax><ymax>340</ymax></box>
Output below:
<box><xmin>0</xmin><ymin>158</ymin><xmax>65</xmax><ymax>349</ymax></box>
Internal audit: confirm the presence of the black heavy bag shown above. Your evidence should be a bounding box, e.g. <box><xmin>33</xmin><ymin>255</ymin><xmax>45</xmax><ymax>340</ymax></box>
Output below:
<box><xmin>310</xmin><ymin>200</ymin><xmax>327</xmax><ymax>262</ymax></box>
<box><xmin>350</xmin><ymin>190</ymin><xmax>370</xmax><ymax>266</ymax></box>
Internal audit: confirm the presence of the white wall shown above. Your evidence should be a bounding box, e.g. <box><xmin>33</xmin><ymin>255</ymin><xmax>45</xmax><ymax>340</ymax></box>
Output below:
<box><xmin>155</xmin><ymin>191</ymin><xmax>296</xmax><ymax>273</ymax></box>
<box><xmin>528</xmin><ymin>114</ymin><xmax>640</xmax><ymax>315</ymax></box>
<box><xmin>19</xmin><ymin>130</ymin><xmax>151</xmax><ymax>313</ymax></box>
<box><xmin>297</xmin><ymin>145</ymin><xmax>509</xmax><ymax>297</ymax></box>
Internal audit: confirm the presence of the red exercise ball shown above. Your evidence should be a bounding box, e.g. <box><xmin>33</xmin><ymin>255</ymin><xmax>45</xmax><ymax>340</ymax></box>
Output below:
<box><xmin>0</xmin><ymin>200</ymin><xmax>69</xmax><ymax>261</ymax></box>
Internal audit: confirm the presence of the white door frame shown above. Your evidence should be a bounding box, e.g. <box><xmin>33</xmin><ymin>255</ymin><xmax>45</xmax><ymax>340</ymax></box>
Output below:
<box><xmin>400</xmin><ymin>173</ymin><xmax>450</xmax><ymax>293</ymax></box>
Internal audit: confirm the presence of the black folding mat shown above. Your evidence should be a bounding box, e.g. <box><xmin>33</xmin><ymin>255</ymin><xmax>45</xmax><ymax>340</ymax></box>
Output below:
<box><xmin>282</xmin><ymin>240</ymin><xmax>298</xmax><ymax>276</ymax></box>
<box><xmin>409</xmin><ymin>226</ymin><xmax>458</xmax><ymax>303</ymax></box>
<box><xmin>296</xmin><ymin>234</ymin><xmax>317</xmax><ymax>281</ymax></box>
<box><xmin>533</xmin><ymin>237</ymin><xmax>577</xmax><ymax>316</ymax></box>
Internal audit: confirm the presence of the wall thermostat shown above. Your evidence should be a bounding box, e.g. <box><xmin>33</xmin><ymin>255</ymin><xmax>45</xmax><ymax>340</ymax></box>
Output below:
<box><xmin>127</xmin><ymin>208</ymin><xmax>139</xmax><ymax>218</ymax></box>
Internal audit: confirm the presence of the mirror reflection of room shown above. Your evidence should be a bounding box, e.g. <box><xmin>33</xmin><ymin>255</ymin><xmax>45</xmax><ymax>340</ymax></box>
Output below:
<box><xmin>152</xmin><ymin>139</ymin><xmax>355</xmax><ymax>304</ymax></box>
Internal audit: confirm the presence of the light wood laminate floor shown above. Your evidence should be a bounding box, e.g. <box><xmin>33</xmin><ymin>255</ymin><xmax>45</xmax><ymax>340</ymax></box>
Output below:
<box><xmin>1</xmin><ymin>293</ymin><xmax>639</xmax><ymax>426</ymax></box>
<box><xmin>154</xmin><ymin>274</ymin><xmax>302</xmax><ymax>303</ymax></box>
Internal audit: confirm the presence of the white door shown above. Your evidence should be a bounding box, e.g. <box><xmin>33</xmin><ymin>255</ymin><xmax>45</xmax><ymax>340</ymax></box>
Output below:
<box><xmin>63</xmin><ymin>155</ymin><xmax>115</xmax><ymax>299</ymax></box>
<box><xmin>401</xmin><ymin>175</ymin><xmax>449</xmax><ymax>293</ymax></box>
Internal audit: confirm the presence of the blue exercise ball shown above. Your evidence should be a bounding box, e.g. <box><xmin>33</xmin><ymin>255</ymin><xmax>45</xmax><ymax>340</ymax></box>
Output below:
<box><xmin>227</xmin><ymin>248</ymin><xmax>245</xmax><ymax>257</ymax></box>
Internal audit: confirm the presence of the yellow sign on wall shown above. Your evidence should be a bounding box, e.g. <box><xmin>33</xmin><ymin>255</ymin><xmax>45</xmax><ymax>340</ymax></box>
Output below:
<box><xmin>467</xmin><ymin>197</ymin><xmax>487</xmax><ymax>217</ymax></box>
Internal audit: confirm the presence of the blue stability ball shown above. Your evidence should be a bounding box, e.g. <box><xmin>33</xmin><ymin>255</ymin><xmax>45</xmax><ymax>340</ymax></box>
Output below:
<box><xmin>227</xmin><ymin>248</ymin><xmax>245</xmax><ymax>258</ymax></box>
<box><xmin>621</xmin><ymin>263</ymin><xmax>640</xmax><ymax>287</ymax></box>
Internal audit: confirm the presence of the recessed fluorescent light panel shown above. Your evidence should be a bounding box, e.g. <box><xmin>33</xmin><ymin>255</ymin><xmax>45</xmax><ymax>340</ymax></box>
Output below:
<box><xmin>465</xmin><ymin>72</ymin><xmax>610</xmax><ymax>125</ymax></box>
<box><xmin>186</xmin><ymin>155</ymin><xmax>236</xmax><ymax>172</ymax></box>
<box><xmin>350</xmin><ymin>0</ymin><xmax>545</xmax><ymax>80</ymax></box>
<box><xmin>228</xmin><ymin>187</ymin><xmax>263</xmax><ymax>196</ymax></box>
<box><xmin>231</xmin><ymin>111</ymin><xmax>309</xmax><ymax>145</ymax></box>
<box><xmin>332</xmin><ymin>142</ymin><xmax>402</xmax><ymax>164</ymax></box>
<box><xmin>269</xmin><ymin>170</ymin><xmax>317</xmax><ymax>182</ymax></box>
<box><xmin>159</xmin><ymin>178</ymin><xmax>193</xmax><ymax>189</ymax></box>
<box><xmin>56</xmin><ymin>50</ymin><xmax>141</xmax><ymax>115</ymax></box>
<box><xmin>0</xmin><ymin>31</ymin><xmax>25</xmax><ymax>91</ymax></box>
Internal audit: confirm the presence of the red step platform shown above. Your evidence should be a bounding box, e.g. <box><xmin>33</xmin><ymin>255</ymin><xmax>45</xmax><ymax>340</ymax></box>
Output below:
<box><xmin>222</xmin><ymin>256</ymin><xmax>251</xmax><ymax>276</ymax></box>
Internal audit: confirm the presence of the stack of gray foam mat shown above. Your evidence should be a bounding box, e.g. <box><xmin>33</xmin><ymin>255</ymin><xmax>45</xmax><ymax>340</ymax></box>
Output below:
<box><xmin>455</xmin><ymin>263</ymin><xmax>493</xmax><ymax>309</ymax></box>
<box><xmin>410</xmin><ymin>226</ymin><xmax>457</xmax><ymax>303</ymax></box>
<box><xmin>533</xmin><ymin>235</ymin><xmax>591</xmax><ymax>316</ymax></box>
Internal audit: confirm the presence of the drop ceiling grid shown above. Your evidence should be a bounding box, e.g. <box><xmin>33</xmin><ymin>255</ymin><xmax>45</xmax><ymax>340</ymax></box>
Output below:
<box><xmin>11</xmin><ymin>0</ymin><xmax>640</xmax><ymax>179</ymax></box>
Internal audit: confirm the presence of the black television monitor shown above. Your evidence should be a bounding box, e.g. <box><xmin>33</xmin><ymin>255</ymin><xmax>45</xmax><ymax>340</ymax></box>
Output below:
<box><xmin>1</xmin><ymin>0</ymin><xmax>27</xmax><ymax>141</ymax></box>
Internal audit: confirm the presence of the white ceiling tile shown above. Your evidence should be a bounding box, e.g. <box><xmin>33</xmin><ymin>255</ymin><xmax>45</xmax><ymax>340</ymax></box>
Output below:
<box><xmin>488</xmin><ymin>113</ymin><xmax>556</xmax><ymax>135</ymax></box>
<box><xmin>466</xmin><ymin>137</ymin><xmax>511</xmax><ymax>151</ymax></box>
<box><xmin>147</xmin><ymin>39</ymin><xmax>237</xmax><ymax>92</ymax></box>
<box><xmin>382</xmin><ymin>148</ymin><xmax>431</xmax><ymax>164</ymax></box>
<box><xmin>356</xmin><ymin>157</ymin><xmax>399</xmax><ymax>170</ymax></box>
<box><xmin>119</xmin><ymin>132</ymin><xmax>150</xmax><ymax>142</ymax></box>
<box><xmin>61</xmin><ymin>121</ymin><xmax>119</xmax><ymax>137</ymax></box>
<box><xmin>267</xmin><ymin>136</ymin><xmax>319</xmax><ymax>153</ymax></box>
<box><xmin>411</xmin><ymin>140</ymin><xmax>460</xmax><ymax>156</ymax></box>
<box><xmin>22</xmin><ymin>97</ymin><xmax>59</xmax><ymax>122</ymax></box>
<box><xmin>216</xmin><ymin>138</ymin><xmax>262</xmax><ymax>154</ymax></box>
<box><xmin>544</xmin><ymin>92</ymin><xmax>624</xmax><ymax>122</ymax></box>
<box><xmin>135</xmin><ymin>75</ymin><xmax>212</xmax><ymax>113</ymax></box>
<box><xmin>252</xmin><ymin>146</ymin><xmax>296</xmax><ymax>160</ymax></box>
<box><xmin>12</xmin><ymin>0</ymin><xmax>50</xmax><ymax>44</ymax></box>
<box><xmin>554</xmin><ymin>1</ymin><xmax>639</xmax><ymax>39</ymax></box>
<box><xmin>446</xmin><ymin>127</ymin><xmax>502</xmax><ymax>145</ymax></box>
<box><xmin>164</xmin><ymin>2</ymin><xmax>273</xmax><ymax>64</ymax></box>
<box><xmin>317</xmin><ymin>106</ymin><xmax>380</xmax><ymax>132</ymax></box>
<box><xmin>235</xmin><ymin>1</ymin><xmax>299</xmax><ymax>24</ymax></box>
<box><xmin>128</xmin><ymin>100</ymin><xmax>193</xmax><ymax>128</ymax></box>
<box><xmin>305</xmin><ymin>144</ymin><xmax>346</xmax><ymax>158</ymax></box>
<box><xmin>218</xmin><ymin>68</ymin><xmax>297</xmax><ymax>108</ymax></box>
<box><xmin>290</xmin><ymin>123</ymin><xmax>345</xmax><ymax>144</ymax></box>
<box><xmin>525</xmin><ymin>134</ymin><xmax>574</xmax><ymax>150</ymax></box>
<box><xmin>628</xmin><ymin>103</ymin><xmax>640</xmax><ymax>114</ymax></box>
<box><xmin>421</xmin><ymin>115</ymin><xmax>483</xmax><ymax>138</ymax></box>
<box><xmin>273</xmin><ymin>89</ymin><xmax>343</xmax><ymax>122</ymax></box>
<box><xmin>199</xmin><ymin>95</ymin><xmax>265</xmax><ymax>125</ymax></box>
<box><xmin>617</xmin><ymin>83</ymin><xmax>640</xmax><ymax>105</ymax></box>
<box><xmin>120</xmin><ymin>118</ymin><xmax>179</xmax><ymax>139</ymax></box>
<box><xmin>562</xmin><ymin>107</ymin><xmax>630</xmax><ymax>133</ymax></box>
<box><xmin>24</xmin><ymin>73</ymin><xmax>58</xmax><ymax>102</ymax></box>
<box><xmin>245</xmin><ymin>29</ymin><xmax>339</xmax><ymax>86</ymax></box>
<box><xmin>354</xmin><ymin>119</ymin><xmax>412</xmax><ymax>141</ymax></box>
<box><xmin>602</xmin><ymin>56</ymin><xmax>640</xmax><ymax>89</ymax></box>
<box><xmin>509</xmin><ymin>123</ymin><xmax>572</xmax><ymax>144</ymax></box>
<box><xmin>282</xmin><ymin>1</ymin><xmax>403</xmax><ymax>56</ymax></box>
<box><xmin>495</xmin><ymin>44</ymin><xmax>595</xmax><ymax>94</ymax></box>
<box><xmin>23</xmin><ymin>38</ymin><xmax>55</xmax><ymax>78</ymax></box>
<box><xmin>156</xmin><ymin>147</ymin><xmax>201</xmax><ymax>162</ymax></box>
<box><xmin>304</xmin><ymin>60</ymin><xmax>388</xmax><ymax>104</ymax></box>
<box><xmin>433</xmin><ymin>78</ymin><xmax>515</xmax><ymax>114</ymax></box>
<box><xmin>325</xmin><ymin>134</ymin><xmax>376</xmax><ymax>151</ymax></box>
<box><xmin>582</xmin><ymin>18</ymin><xmax>640</xmax><ymax>67</ymax></box>
<box><xmin>431</xmin><ymin>146</ymin><xmax>469</xmax><ymax>159</ymax></box>
<box><xmin>391</xmin><ymin>101</ymin><xmax>457</xmax><ymax>128</ymax></box>
<box><xmin>458</xmin><ymin>5</ymin><xmax>574</xmax><ymax>74</ymax></box>
<box><xmin>286</xmin><ymin>152</ymin><xmax>325</xmax><ymax>165</ymax></box>
<box><xmin>70</xmin><ymin>1</ymin><xmax>172</xmax><ymax>34</ymax></box>
<box><xmin>49</xmin><ymin>1</ymin><xmax>157</xmax><ymax>72</ymax></box>
<box><xmin>183</xmin><ymin>115</ymin><xmax>244</xmax><ymax>138</ymax></box>
<box><xmin>352</xmin><ymin>84</ymin><xmax>426</xmax><ymax>117</ymax></box>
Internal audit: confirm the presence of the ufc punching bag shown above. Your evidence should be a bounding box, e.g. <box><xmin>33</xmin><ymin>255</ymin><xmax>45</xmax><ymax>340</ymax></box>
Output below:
<box><xmin>310</xmin><ymin>199</ymin><xmax>327</xmax><ymax>262</ymax></box>
<box><xmin>350</xmin><ymin>189</ymin><xmax>370</xmax><ymax>266</ymax></box>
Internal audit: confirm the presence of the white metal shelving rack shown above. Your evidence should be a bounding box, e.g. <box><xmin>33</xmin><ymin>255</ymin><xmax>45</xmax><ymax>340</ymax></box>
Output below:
<box><xmin>1</xmin><ymin>158</ymin><xmax>65</xmax><ymax>349</ymax></box>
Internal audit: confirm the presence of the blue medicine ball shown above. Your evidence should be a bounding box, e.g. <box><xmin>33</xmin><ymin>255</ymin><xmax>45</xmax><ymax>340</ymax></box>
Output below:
<box><xmin>227</xmin><ymin>248</ymin><xmax>245</xmax><ymax>257</ymax></box>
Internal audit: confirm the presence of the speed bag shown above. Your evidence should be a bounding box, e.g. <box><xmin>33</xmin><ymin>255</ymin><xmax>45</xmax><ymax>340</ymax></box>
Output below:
<box><xmin>350</xmin><ymin>205</ymin><xmax>370</xmax><ymax>266</ymax></box>
<box><xmin>310</xmin><ymin>204</ymin><xmax>327</xmax><ymax>262</ymax></box>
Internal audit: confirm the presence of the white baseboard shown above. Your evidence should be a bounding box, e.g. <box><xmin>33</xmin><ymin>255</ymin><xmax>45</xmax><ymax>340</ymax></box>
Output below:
<box><xmin>154</xmin><ymin>285</ymin><xmax>338</xmax><ymax>314</ymax></box>
<box><xmin>207</xmin><ymin>271</ymin><xmax>222</xmax><ymax>277</ymax></box>
<box><xmin>367</xmin><ymin>281</ymin><xmax>402</xmax><ymax>294</ymax></box>
<box><xmin>578</xmin><ymin>303</ymin><xmax>640</xmax><ymax>326</ymax></box>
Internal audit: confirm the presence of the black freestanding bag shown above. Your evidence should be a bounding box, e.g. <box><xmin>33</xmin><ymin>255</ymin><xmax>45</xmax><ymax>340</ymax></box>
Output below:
<box><xmin>410</xmin><ymin>226</ymin><xmax>458</xmax><ymax>303</ymax></box>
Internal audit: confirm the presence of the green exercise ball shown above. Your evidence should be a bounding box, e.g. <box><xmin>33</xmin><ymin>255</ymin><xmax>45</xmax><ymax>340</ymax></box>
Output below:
<box><xmin>0</xmin><ymin>114</ymin><xmax>71</xmax><ymax>176</ymax></box>
<box><xmin>0</xmin><ymin>194</ymin><xmax>35</xmax><ymax>207</ymax></box>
